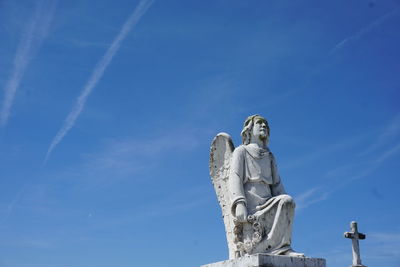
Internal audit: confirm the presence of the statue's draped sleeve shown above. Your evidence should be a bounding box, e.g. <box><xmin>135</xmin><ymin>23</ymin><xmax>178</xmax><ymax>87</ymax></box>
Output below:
<box><xmin>229</xmin><ymin>146</ymin><xmax>246</xmax><ymax>216</ymax></box>
<box><xmin>270</xmin><ymin>152</ymin><xmax>286</xmax><ymax>196</ymax></box>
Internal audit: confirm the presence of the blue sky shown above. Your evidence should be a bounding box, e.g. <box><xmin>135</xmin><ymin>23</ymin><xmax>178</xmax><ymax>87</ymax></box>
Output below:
<box><xmin>0</xmin><ymin>0</ymin><xmax>399</xmax><ymax>266</ymax></box>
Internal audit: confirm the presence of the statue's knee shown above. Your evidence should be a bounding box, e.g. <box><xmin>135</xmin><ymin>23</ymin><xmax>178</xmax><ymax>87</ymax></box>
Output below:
<box><xmin>281</xmin><ymin>194</ymin><xmax>295</xmax><ymax>205</ymax></box>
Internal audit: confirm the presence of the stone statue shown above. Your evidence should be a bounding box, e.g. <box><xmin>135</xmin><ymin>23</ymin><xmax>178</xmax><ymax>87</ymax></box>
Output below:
<box><xmin>210</xmin><ymin>115</ymin><xmax>303</xmax><ymax>259</ymax></box>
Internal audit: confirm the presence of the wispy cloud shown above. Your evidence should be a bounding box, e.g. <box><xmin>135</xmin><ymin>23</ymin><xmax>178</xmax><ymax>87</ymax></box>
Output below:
<box><xmin>358</xmin><ymin>113</ymin><xmax>400</xmax><ymax>157</ymax></box>
<box><xmin>294</xmin><ymin>116</ymin><xmax>400</xmax><ymax>210</ymax></box>
<box><xmin>282</xmin><ymin>133</ymin><xmax>368</xmax><ymax>171</ymax></box>
<box><xmin>80</xmin><ymin>131</ymin><xmax>197</xmax><ymax>183</ymax></box>
<box><xmin>298</xmin><ymin>142</ymin><xmax>400</xmax><ymax>210</ymax></box>
<box><xmin>51</xmin><ymin>126</ymin><xmax>200</xmax><ymax>189</ymax></box>
<box><xmin>362</xmin><ymin>232</ymin><xmax>400</xmax><ymax>262</ymax></box>
<box><xmin>88</xmin><ymin>187</ymin><xmax>212</xmax><ymax>230</ymax></box>
<box><xmin>330</xmin><ymin>6</ymin><xmax>400</xmax><ymax>53</ymax></box>
<box><xmin>0</xmin><ymin>186</ymin><xmax>25</xmax><ymax>224</ymax></box>
<box><xmin>0</xmin><ymin>0</ymin><xmax>56</xmax><ymax>126</ymax></box>
<box><xmin>294</xmin><ymin>186</ymin><xmax>330</xmax><ymax>210</ymax></box>
<box><xmin>375</xmin><ymin>142</ymin><xmax>400</xmax><ymax>163</ymax></box>
<box><xmin>297</xmin><ymin>142</ymin><xmax>400</xmax><ymax>210</ymax></box>
<box><xmin>44</xmin><ymin>0</ymin><xmax>154</xmax><ymax>164</ymax></box>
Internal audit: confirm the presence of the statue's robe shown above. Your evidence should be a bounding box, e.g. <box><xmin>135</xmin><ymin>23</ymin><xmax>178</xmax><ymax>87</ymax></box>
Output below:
<box><xmin>229</xmin><ymin>144</ymin><xmax>295</xmax><ymax>255</ymax></box>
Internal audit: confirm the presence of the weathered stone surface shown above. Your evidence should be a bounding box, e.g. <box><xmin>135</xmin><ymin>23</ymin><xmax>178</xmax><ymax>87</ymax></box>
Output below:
<box><xmin>201</xmin><ymin>253</ymin><xmax>326</xmax><ymax>267</ymax></box>
<box><xmin>209</xmin><ymin>115</ymin><xmax>303</xmax><ymax>258</ymax></box>
<box><xmin>344</xmin><ymin>221</ymin><xmax>367</xmax><ymax>267</ymax></box>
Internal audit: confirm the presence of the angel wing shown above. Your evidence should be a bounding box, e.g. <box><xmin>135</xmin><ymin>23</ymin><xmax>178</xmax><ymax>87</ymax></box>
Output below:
<box><xmin>209</xmin><ymin>132</ymin><xmax>236</xmax><ymax>258</ymax></box>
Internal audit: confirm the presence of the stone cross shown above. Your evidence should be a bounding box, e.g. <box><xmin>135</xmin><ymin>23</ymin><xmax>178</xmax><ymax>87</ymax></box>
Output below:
<box><xmin>344</xmin><ymin>221</ymin><xmax>366</xmax><ymax>267</ymax></box>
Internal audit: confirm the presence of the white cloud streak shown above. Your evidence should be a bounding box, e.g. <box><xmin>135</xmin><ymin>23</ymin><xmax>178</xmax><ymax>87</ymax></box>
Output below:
<box><xmin>0</xmin><ymin>0</ymin><xmax>56</xmax><ymax>126</ymax></box>
<box><xmin>296</xmin><ymin>141</ymin><xmax>400</xmax><ymax>210</ymax></box>
<box><xmin>53</xmin><ymin>128</ymin><xmax>199</xmax><ymax>190</ymax></box>
<box><xmin>0</xmin><ymin>186</ymin><xmax>26</xmax><ymax>225</ymax></box>
<box><xmin>282</xmin><ymin>133</ymin><xmax>367</xmax><ymax>171</ymax></box>
<box><xmin>331</xmin><ymin>6</ymin><xmax>400</xmax><ymax>53</ymax></box>
<box><xmin>359</xmin><ymin>113</ymin><xmax>400</xmax><ymax>157</ymax></box>
<box><xmin>87</xmin><ymin>189</ymin><xmax>212</xmax><ymax>230</ymax></box>
<box><xmin>375</xmin><ymin>142</ymin><xmax>400</xmax><ymax>164</ymax></box>
<box><xmin>363</xmin><ymin>232</ymin><xmax>400</xmax><ymax>262</ymax></box>
<box><xmin>294</xmin><ymin>116</ymin><xmax>400</xmax><ymax>210</ymax></box>
<box><xmin>44</xmin><ymin>0</ymin><xmax>154</xmax><ymax>164</ymax></box>
<box><xmin>294</xmin><ymin>187</ymin><xmax>330</xmax><ymax>211</ymax></box>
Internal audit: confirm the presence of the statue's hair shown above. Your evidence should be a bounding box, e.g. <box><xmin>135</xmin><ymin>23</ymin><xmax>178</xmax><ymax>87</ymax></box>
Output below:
<box><xmin>241</xmin><ymin>114</ymin><xmax>270</xmax><ymax>145</ymax></box>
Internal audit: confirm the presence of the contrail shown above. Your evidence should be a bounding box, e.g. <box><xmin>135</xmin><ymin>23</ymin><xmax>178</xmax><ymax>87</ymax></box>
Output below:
<box><xmin>0</xmin><ymin>186</ymin><xmax>26</xmax><ymax>225</ymax></box>
<box><xmin>0</xmin><ymin>0</ymin><xmax>56</xmax><ymax>126</ymax></box>
<box><xmin>44</xmin><ymin>0</ymin><xmax>154</xmax><ymax>164</ymax></box>
<box><xmin>330</xmin><ymin>6</ymin><xmax>400</xmax><ymax>53</ymax></box>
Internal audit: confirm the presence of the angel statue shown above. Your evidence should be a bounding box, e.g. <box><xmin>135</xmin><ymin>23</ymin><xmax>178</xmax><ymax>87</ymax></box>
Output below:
<box><xmin>209</xmin><ymin>115</ymin><xmax>304</xmax><ymax>259</ymax></box>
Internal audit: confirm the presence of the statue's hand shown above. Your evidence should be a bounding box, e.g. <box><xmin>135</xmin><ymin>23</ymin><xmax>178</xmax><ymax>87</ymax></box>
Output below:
<box><xmin>235</xmin><ymin>202</ymin><xmax>248</xmax><ymax>223</ymax></box>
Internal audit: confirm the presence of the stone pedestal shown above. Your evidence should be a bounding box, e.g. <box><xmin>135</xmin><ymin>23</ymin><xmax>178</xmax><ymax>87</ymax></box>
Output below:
<box><xmin>201</xmin><ymin>254</ymin><xmax>326</xmax><ymax>267</ymax></box>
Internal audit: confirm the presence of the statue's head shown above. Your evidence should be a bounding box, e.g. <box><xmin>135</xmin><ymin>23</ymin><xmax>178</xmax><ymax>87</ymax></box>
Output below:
<box><xmin>241</xmin><ymin>114</ymin><xmax>270</xmax><ymax>145</ymax></box>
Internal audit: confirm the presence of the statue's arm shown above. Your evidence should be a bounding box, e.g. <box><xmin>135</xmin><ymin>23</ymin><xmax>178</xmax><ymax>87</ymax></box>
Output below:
<box><xmin>270</xmin><ymin>152</ymin><xmax>286</xmax><ymax>196</ymax></box>
<box><xmin>229</xmin><ymin>147</ymin><xmax>246</xmax><ymax>217</ymax></box>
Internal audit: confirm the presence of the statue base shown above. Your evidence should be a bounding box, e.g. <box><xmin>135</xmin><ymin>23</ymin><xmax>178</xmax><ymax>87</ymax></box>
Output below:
<box><xmin>201</xmin><ymin>253</ymin><xmax>326</xmax><ymax>267</ymax></box>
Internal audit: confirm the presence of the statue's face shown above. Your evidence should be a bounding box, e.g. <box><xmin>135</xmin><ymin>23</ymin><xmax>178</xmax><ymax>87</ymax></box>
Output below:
<box><xmin>252</xmin><ymin>117</ymin><xmax>268</xmax><ymax>141</ymax></box>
